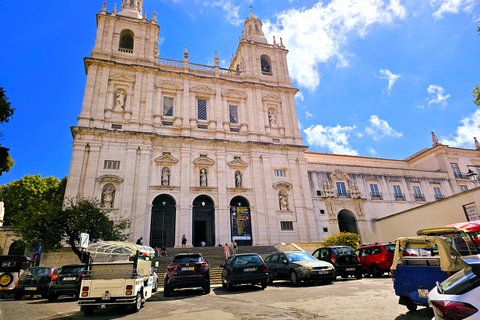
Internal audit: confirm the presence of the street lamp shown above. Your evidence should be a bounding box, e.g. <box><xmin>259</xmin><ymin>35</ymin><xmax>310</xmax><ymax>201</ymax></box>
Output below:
<box><xmin>467</xmin><ymin>166</ymin><xmax>478</xmax><ymax>182</ymax></box>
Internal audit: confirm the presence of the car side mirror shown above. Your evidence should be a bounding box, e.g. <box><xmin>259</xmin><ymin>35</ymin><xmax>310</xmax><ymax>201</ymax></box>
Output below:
<box><xmin>283</xmin><ymin>260</ymin><xmax>288</xmax><ymax>264</ymax></box>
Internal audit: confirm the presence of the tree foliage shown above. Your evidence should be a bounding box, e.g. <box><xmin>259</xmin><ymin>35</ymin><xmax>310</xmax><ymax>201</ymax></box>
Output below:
<box><xmin>473</xmin><ymin>85</ymin><xmax>480</xmax><ymax>107</ymax></box>
<box><xmin>0</xmin><ymin>86</ymin><xmax>15</xmax><ymax>176</ymax></box>
<box><xmin>320</xmin><ymin>231</ymin><xmax>361</xmax><ymax>249</ymax></box>
<box><xmin>0</xmin><ymin>175</ymin><xmax>130</xmax><ymax>262</ymax></box>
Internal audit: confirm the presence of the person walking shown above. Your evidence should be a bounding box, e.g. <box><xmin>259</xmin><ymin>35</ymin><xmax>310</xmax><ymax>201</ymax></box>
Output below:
<box><xmin>232</xmin><ymin>241</ymin><xmax>237</xmax><ymax>255</ymax></box>
<box><xmin>181</xmin><ymin>234</ymin><xmax>187</xmax><ymax>248</ymax></box>
<box><xmin>224</xmin><ymin>243</ymin><xmax>231</xmax><ymax>260</ymax></box>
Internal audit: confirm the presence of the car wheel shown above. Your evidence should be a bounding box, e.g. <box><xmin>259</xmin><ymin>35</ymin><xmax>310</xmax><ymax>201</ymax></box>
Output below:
<box><xmin>0</xmin><ymin>273</ymin><xmax>13</xmax><ymax>287</ymax></box>
<box><xmin>41</xmin><ymin>291</ymin><xmax>48</xmax><ymax>299</ymax></box>
<box><xmin>268</xmin><ymin>275</ymin><xmax>273</xmax><ymax>284</ymax></box>
<box><xmin>261</xmin><ymin>282</ymin><xmax>267</xmax><ymax>289</ymax></box>
<box><xmin>406</xmin><ymin>298</ymin><xmax>417</xmax><ymax>312</ymax></box>
<box><xmin>289</xmin><ymin>270</ymin><xmax>299</xmax><ymax>286</ymax></box>
<box><xmin>203</xmin><ymin>282</ymin><xmax>210</xmax><ymax>294</ymax></box>
<box><xmin>163</xmin><ymin>283</ymin><xmax>172</xmax><ymax>297</ymax></box>
<box><xmin>132</xmin><ymin>292</ymin><xmax>142</xmax><ymax>312</ymax></box>
<box><xmin>355</xmin><ymin>273</ymin><xmax>362</xmax><ymax>279</ymax></box>
<box><xmin>13</xmin><ymin>290</ymin><xmax>22</xmax><ymax>300</ymax></box>
<box><xmin>48</xmin><ymin>293</ymin><xmax>58</xmax><ymax>302</ymax></box>
<box><xmin>226</xmin><ymin>277</ymin><xmax>233</xmax><ymax>291</ymax></box>
<box><xmin>324</xmin><ymin>278</ymin><xmax>332</xmax><ymax>285</ymax></box>
<box><xmin>341</xmin><ymin>274</ymin><xmax>348</xmax><ymax>279</ymax></box>
<box><xmin>371</xmin><ymin>264</ymin><xmax>382</xmax><ymax>278</ymax></box>
<box><xmin>81</xmin><ymin>306</ymin><xmax>96</xmax><ymax>315</ymax></box>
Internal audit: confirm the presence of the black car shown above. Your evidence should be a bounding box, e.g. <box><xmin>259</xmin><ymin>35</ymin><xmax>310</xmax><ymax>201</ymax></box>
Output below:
<box><xmin>164</xmin><ymin>253</ymin><xmax>210</xmax><ymax>297</ymax></box>
<box><xmin>265</xmin><ymin>251</ymin><xmax>336</xmax><ymax>285</ymax></box>
<box><xmin>312</xmin><ymin>246</ymin><xmax>362</xmax><ymax>279</ymax></box>
<box><xmin>221</xmin><ymin>253</ymin><xmax>268</xmax><ymax>291</ymax></box>
<box><xmin>47</xmin><ymin>264</ymin><xmax>86</xmax><ymax>301</ymax></box>
<box><xmin>14</xmin><ymin>266</ymin><xmax>57</xmax><ymax>300</ymax></box>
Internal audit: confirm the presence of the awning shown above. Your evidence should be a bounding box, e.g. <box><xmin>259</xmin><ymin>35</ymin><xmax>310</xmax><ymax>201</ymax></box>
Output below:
<box><xmin>86</xmin><ymin>241</ymin><xmax>155</xmax><ymax>257</ymax></box>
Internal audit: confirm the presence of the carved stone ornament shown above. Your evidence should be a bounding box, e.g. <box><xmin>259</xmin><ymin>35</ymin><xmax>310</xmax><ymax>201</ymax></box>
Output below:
<box><xmin>227</xmin><ymin>158</ymin><xmax>248</xmax><ymax>169</ymax></box>
<box><xmin>262</xmin><ymin>94</ymin><xmax>282</xmax><ymax>104</ymax></box>
<box><xmin>109</xmin><ymin>73</ymin><xmax>135</xmax><ymax>84</ymax></box>
<box><xmin>97</xmin><ymin>174</ymin><xmax>124</xmax><ymax>183</ymax></box>
<box><xmin>193</xmin><ymin>156</ymin><xmax>215</xmax><ymax>166</ymax></box>
<box><xmin>155</xmin><ymin>81</ymin><xmax>183</xmax><ymax>92</ymax></box>
<box><xmin>329</xmin><ymin>170</ymin><xmax>350</xmax><ymax>182</ymax></box>
<box><xmin>154</xmin><ymin>153</ymin><xmax>179</xmax><ymax>165</ymax></box>
<box><xmin>273</xmin><ymin>181</ymin><xmax>292</xmax><ymax>189</ymax></box>
<box><xmin>221</xmin><ymin>90</ymin><xmax>247</xmax><ymax>100</ymax></box>
<box><xmin>190</xmin><ymin>85</ymin><xmax>216</xmax><ymax>96</ymax></box>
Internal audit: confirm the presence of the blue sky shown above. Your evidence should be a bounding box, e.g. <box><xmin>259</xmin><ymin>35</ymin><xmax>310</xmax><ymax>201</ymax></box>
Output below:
<box><xmin>0</xmin><ymin>0</ymin><xmax>479</xmax><ymax>185</ymax></box>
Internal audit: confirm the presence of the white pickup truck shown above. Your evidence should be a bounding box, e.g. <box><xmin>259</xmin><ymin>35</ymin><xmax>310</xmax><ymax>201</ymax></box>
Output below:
<box><xmin>78</xmin><ymin>241</ymin><xmax>157</xmax><ymax>315</ymax></box>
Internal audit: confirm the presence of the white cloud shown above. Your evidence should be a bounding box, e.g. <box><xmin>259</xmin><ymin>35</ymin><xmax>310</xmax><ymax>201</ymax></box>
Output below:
<box><xmin>431</xmin><ymin>0</ymin><xmax>476</xmax><ymax>19</ymax></box>
<box><xmin>379</xmin><ymin>68</ymin><xmax>401</xmax><ymax>94</ymax></box>
<box><xmin>365</xmin><ymin>115</ymin><xmax>402</xmax><ymax>141</ymax></box>
<box><xmin>304</xmin><ymin>124</ymin><xmax>359</xmax><ymax>155</ymax></box>
<box><xmin>204</xmin><ymin>1</ymin><xmax>242</xmax><ymax>26</ymax></box>
<box><xmin>367</xmin><ymin>147</ymin><xmax>377</xmax><ymax>156</ymax></box>
<box><xmin>417</xmin><ymin>105</ymin><xmax>425</xmax><ymax>109</ymax></box>
<box><xmin>440</xmin><ymin>108</ymin><xmax>480</xmax><ymax>148</ymax></box>
<box><xmin>263</xmin><ymin>0</ymin><xmax>406</xmax><ymax>91</ymax></box>
<box><xmin>306</xmin><ymin>111</ymin><xmax>313</xmax><ymax>118</ymax></box>
<box><xmin>295</xmin><ymin>91</ymin><xmax>304</xmax><ymax>102</ymax></box>
<box><xmin>427</xmin><ymin>84</ymin><xmax>450</xmax><ymax>107</ymax></box>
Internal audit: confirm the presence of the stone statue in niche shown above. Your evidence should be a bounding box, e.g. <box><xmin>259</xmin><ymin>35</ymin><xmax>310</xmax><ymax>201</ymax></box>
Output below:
<box><xmin>200</xmin><ymin>168</ymin><xmax>207</xmax><ymax>187</ymax></box>
<box><xmin>102</xmin><ymin>185</ymin><xmax>115</xmax><ymax>208</ymax></box>
<box><xmin>161</xmin><ymin>167</ymin><xmax>170</xmax><ymax>186</ymax></box>
<box><xmin>235</xmin><ymin>171</ymin><xmax>242</xmax><ymax>188</ymax></box>
<box><xmin>115</xmin><ymin>92</ymin><xmax>126</xmax><ymax>110</ymax></box>
<box><xmin>268</xmin><ymin>110</ymin><xmax>276</xmax><ymax>126</ymax></box>
<box><xmin>279</xmin><ymin>193</ymin><xmax>288</xmax><ymax>210</ymax></box>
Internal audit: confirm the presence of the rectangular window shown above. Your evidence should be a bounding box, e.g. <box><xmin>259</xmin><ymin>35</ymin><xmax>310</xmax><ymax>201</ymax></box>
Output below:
<box><xmin>197</xmin><ymin>99</ymin><xmax>207</xmax><ymax>120</ymax></box>
<box><xmin>451</xmin><ymin>163</ymin><xmax>462</xmax><ymax>179</ymax></box>
<box><xmin>434</xmin><ymin>187</ymin><xmax>444</xmax><ymax>200</ymax></box>
<box><xmin>163</xmin><ymin>97</ymin><xmax>174</xmax><ymax>117</ymax></box>
<box><xmin>280</xmin><ymin>221</ymin><xmax>294</xmax><ymax>231</ymax></box>
<box><xmin>104</xmin><ymin>160</ymin><xmax>120</xmax><ymax>170</ymax></box>
<box><xmin>370</xmin><ymin>184</ymin><xmax>382</xmax><ymax>200</ymax></box>
<box><xmin>323</xmin><ymin>227</ymin><xmax>328</xmax><ymax>232</ymax></box>
<box><xmin>413</xmin><ymin>186</ymin><xmax>425</xmax><ymax>201</ymax></box>
<box><xmin>320</xmin><ymin>209</ymin><xmax>325</xmax><ymax>214</ymax></box>
<box><xmin>316</xmin><ymin>190</ymin><xmax>322</xmax><ymax>196</ymax></box>
<box><xmin>337</xmin><ymin>182</ymin><xmax>347</xmax><ymax>197</ymax></box>
<box><xmin>460</xmin><ymin>185</ymin><xmax>468</xmax><ymax>192</ymax></box>
<box><xmin>112</xmin><ymin>124</ymin><xmax>122</xmax><ymax>130</ymax></box>
<box><xmin>274</xmin><ymin>169</ymin><xmax>286</xmax><ymax>178</ymax></box>
<box><xmin>393</xmin><ymin>185</ymin><xmax>405</xmax><ymax>201</ymax></box>
<box><xmin>229</xmin><ymin>105</ymin><xmax>238</xmax><ymax>123</ymax></box>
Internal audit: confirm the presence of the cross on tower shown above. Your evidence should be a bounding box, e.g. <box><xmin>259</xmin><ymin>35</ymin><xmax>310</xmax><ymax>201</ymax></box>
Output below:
<box><xmin>249</xmin><ymin>5</ymin><xmax>254</xmax><ymax>13</ymax></box>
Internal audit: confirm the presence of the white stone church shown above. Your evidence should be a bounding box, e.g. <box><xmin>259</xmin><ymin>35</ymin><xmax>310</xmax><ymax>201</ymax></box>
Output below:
<box><xmin>65</xmin><ymin>0</ymin><xmax>480</xmax><ymax>247</ymax></box>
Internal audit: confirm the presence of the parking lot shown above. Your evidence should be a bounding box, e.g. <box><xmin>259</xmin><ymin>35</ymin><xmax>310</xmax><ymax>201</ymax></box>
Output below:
<box><xmin>0</xmin><ymin>276</ymin><xmax>434</xmax><ymax>320</ymax></box>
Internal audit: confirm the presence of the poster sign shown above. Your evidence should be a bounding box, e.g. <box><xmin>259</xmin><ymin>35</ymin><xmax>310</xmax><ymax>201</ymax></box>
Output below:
<box><xmin>231</xmin><ymin>207</ymin><xmax>252</xmax><ymax>245</ymax></box>
<box><xmin>462</xmin><ymin>202</ymin><xmax>480</xmax><ymax>221</ymax></box>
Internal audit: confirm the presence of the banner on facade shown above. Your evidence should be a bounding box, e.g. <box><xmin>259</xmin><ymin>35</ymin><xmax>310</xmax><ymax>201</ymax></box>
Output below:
<box><xmin>462</xmin><ymin>202</ymin><xmax>480</xmax><ymax>221</ymax></box>
<box><xmin>231</xmin><ymin>206</ymin><xmax>252</xmax><ymax>245</ymax></box>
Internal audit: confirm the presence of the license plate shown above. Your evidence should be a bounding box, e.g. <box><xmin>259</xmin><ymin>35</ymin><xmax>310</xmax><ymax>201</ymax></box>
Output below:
<box><xmin>418</xmin><ymin>288</ymin><xmax>429</xmax><ymax>298</ymax></box>
<box><xmin>102</xmin><ymin>292</ymin><xmax>111</xmax><ymax>300</ymax></box>
<box><xmin>24</xmin><ymin>287</ymin><xmax>36</xmax><ymax>291</ymax></box>
<box><xmin>318</xmin><ymin>270</ymin><xmax>328</xmax><ymax>274</ymax></box>
<box><xmin>63</xmin><ymin>277</ymin><xmax>76</xmax><ymax>281</ymax></box>
<box><xmin>346</xmin><ymin>268</ymin><xmax>355</xmax><ymax>271</ymax></box>
<box><xmin>181</xmin><ymin>267</ymin><xmax>194</xmax><ymax>271</ymax></box>
<box><xmin>244</xmin><ymin>267</ymin><xmax>256</xmax><ymax>272</ymax></box>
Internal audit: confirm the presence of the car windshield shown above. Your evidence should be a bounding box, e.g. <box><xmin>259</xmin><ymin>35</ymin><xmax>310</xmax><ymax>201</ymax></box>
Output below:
<box><xmin>1</xmin><ymin>260</ymin><xmax>19</xmax><ymax>268</ymax></box>
<box><xmin>440</xmin><ymin>265</ymin><xmax>480</xmax><ymax>294</ymax></box>
<box><xmin>172</xmin><ymin>255</ymin><xmax>202</xmax><ymax>264</ymax></box>
<box><xmin>233</xmin><ymin>255</ymin><xmax>263</xmax><ymax>266</ymax></box>
<box><xmin>286</xmin><ymin>252</ymin><xmax>316</xmax><ymax>262</ymax></box>
<box><xmin>384</xmin><ymin>244</ymin><xmax>396</xmax><ymax>253</ymax></box>
<box><xmin>25</xmin><ymin>267</ymin><xmax>52</xmax><ymax>277</ymax></box>
<box><xmin>332</xmin><ymin>247</ymin><xmax>355</xmax><ymax>256</ymax></box>
<box><xmin>60</xmin><ymin>266</ymin><xmax>85</xmax><ymax>274</ymax></box>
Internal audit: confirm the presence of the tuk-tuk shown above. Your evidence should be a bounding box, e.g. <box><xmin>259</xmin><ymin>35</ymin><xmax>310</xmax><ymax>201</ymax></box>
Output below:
<box><xmin>444</xmin><ymin>220</ymin><xmax>480</xmax><ymax>247</ymax></box>
<box><xmin>391</xmin><ymin>236</ymin><xmax>468</xmax><ymax>311</ymax></box>
<box><xmin>417</xmin><ymin>226</ymin><xmax>480</xmax><ymax>256</ymax></box>
<box><xmin>78</xmin><ymin>241</ymin><xmax>156</xmax><ymax>315</ymax></box>
<box><xmin>0</xmin><ymin>255</ymin><xmax>33</xmax><ymax>298</ymax></box>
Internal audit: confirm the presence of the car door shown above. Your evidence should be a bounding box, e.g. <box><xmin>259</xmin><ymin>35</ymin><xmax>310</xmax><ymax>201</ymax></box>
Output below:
<box><xmin>276</xmin><ymin>254</ymin><xmax>288</xmax><ymax>279</ymax></box>
<box><xmin>318</xmin><ymin>248</ymin><xmax>331</xmax><ymax>263</ymax></box>
<box><xmin>355</xmin><ymin>248</ymin><xmax>368</xmax><ymax>271</ymax></box>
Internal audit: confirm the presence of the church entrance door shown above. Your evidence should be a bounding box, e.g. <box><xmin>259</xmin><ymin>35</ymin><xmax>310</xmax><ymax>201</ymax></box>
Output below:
<box><xmin>150</xmin><ymin>194</ymin><xmax>176</xmax><ymax>248</ymax></box>
<box><xmin>192</xmin><ymin>195</ymin><xmax>215</xmax><ymax>247</ymax></box>
<box><xmin>337</xmin><ymin>210</ymin><xmax>359</xmax><ymax>235</ymax></box>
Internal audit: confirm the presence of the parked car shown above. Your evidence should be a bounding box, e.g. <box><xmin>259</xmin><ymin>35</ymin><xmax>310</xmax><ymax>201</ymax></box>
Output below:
<box><xmin>355</xmin><ymin>243</ymin><xmax>396</xmax><ymax>277</ymax></box>
<box><xmin>47</xmin><ymin>264</ymin><xmax>86</xmax><ymax>301</ymax></box>
<box><xmin>220</xmin><ymin>253</ymin><xmax>268</xmax><ymax>291</ymax></box>
<box><xmin>312</xmin><ymin>246</ymin><xmax>362</xmax><ymax>279</ymax></box>
<box><xmin>164</xmin><ymin>253</ymin><xmax>210</xmax><ymax>297</ymax></box>
<box><xmin>265</xmin><ymin>251</ymin><xmax>335</xmax><ymax>285</ymax></box>
<box><xmin>0</xmin><ymin>256</ymin><xmax>33</xmax><ymax>298</ymax></box>
<box><xmin>14</xmin><ymin>266</ymin><xmax>57</xmax><ymax>300</ymax></box>
<box><xmin>428</xmin><ymin>255</ymin><xmax>480</xmax><ymax>319</ymax></box>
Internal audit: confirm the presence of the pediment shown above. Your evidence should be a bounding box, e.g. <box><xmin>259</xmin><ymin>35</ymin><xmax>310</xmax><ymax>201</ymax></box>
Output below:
<box><xmin>109</xmin><ymin>73</ymin><xmax>135</xmax><ymax>83</ymax></box>
<box><xmin>154</xmin><ymin>154</ymin><xmax>179</xmax><ymax>165</ymax></box>
<box><xmin>155</xmin><ymin>81</ymin><xmax>183</xmax><ymax>91</ymax></box>
<box><xmin>227</xmin><ymin>158</ymin><xmax>248</xmax><ymax>168</ymax></box>
<box><xmin>222</xmin><ymin>90</ymin><xmax>246</xmax><ymax>100</ymax></box>
<box><xmin>97</xmin><ymin>174</ymin><xmax>124</xmax><ymax>183</ymax></box>
<box><xmin>193</xmin><ymin>156</ymin><xmax>215</xmax><ymax>166</ymax></box>
<box><xmin>190</xmin><ymin>85</ymin><xmax>216</xmax><ymax>96</ymax></box>
<box><xmin>262</xmin><ymin>94</ymin><xmax>282</xmax><ymax>104</ymax></box>
<box><xmin>273</xmin><ymin>181</ymin><xmax>292</xmax><ymax>189</ymax></box>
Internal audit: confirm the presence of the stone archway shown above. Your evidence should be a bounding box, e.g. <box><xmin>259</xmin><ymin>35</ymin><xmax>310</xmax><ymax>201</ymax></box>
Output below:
<box><xmin>192</xmin><ymin>195</ymin><xmax>215</xmax><ymax>247</ymax></box>
<box><xmin>150</xmin><ymin>194</ymin><xmax>176</xmax><ymax>248</ymax></box>
<box><xmin>338</xmin><ymin>209</ymin><xmax>359</xmax><ymax>235</ymax></box>
<box><xmin>230</xmin><ymin>196</ymin><xmax>252</xmax><ymax>246</ymax></box>
<box><xmin>8</xmin><ymin>241</ymin><xmax>25</xmax><ymax>256</ymax></box>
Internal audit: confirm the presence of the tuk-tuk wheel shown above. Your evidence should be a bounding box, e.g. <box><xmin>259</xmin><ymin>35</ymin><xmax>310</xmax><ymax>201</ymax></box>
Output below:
<box><xmin>406</xmin><ymin>299</ymin><xmax>417</xmax><ymax>312</ymax></box>
<box><xmin>81</xmin><ymin>306</ymin><xmax>95</xmax><ymax>315</ymax></box>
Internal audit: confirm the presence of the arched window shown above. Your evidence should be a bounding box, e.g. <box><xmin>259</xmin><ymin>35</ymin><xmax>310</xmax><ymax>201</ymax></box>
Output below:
<box><xmin>119</xmin><ymin>29</ymin><xmax>134</xmax><ymax>52</ymax></box>
<box><xmin>260</xmin><ymin>55</ymin><xmax>272</xmax><ymax>75</ymax></box>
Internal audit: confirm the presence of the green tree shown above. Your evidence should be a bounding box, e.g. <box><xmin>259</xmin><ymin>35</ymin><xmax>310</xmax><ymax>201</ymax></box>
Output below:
<box><xmin>473</xmin><ymin>85</ymin><xmax>480</xmax><ymax>107</ymax></box>
<box><xmin>0</xmin><ymin>86</ymin><xmax>16</xmax><ymax>175</ymax></box>
<box><xmin>320</xmin><ymin>231</ymin><xmax>361</xmax><ymax>249</ymax></box>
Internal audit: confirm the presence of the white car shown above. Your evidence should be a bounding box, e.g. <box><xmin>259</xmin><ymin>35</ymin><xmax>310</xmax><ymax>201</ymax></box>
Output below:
<box><xmin>428</xmin><ymin>255</ymin><xmax>480</xmax><ymax>320</ymax></box>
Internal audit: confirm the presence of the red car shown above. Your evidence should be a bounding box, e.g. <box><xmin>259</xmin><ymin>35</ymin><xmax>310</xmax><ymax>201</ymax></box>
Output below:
<box><xmin>164</xmin><ymin>253</ymin><xmax>210</xmax><ymax>297</ymax></box>
<box><xmin>355</xmin><ymin>243</ymin><xmax>395</xmax><ymax>277</ymax></box>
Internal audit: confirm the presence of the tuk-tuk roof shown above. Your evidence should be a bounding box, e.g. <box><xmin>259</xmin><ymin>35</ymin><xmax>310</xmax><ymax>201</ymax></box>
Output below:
<box><xmin>86</xmin><ymin>241</ymin><xmax>155</xmax><ymax>257</ymax></box>
<box><xmin>445</xmin><ymin>220</ymin><xmax>480</xmax><ymax>232</ymax></box>
<box><xmin>417</xmin><ymin>227</ymin><xmax>463</xmax><ymax>235</ymax></box>
<box><xmin>391</xmin><ymin>236</ymin><xmax>467</xmax><ymax>272</ymax></box>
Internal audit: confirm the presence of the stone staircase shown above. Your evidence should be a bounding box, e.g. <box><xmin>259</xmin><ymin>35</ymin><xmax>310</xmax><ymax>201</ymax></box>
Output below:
<box><xmin>153</xmin><ymin>245</ymin><xmax>277</xmax><ymax>287</ymax></box>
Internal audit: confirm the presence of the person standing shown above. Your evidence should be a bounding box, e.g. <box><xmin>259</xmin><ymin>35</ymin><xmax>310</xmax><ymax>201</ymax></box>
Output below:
<box><xmin>136</xmin><ymin>237</ymin><xmax>143</xmax><ymax>245</ymax></box>
<box><xmin>224</xmin><ymin>243</ymin><xmax>231</xmax><ymax>259</ymax></box>
<box><xmin>232</xmin><ymin>241</ymin><xmax>237</xmax><ymax>255</ymax></box>
<box><xmin>181</xmin><ymin>234</ymin><xmax>187</xmax><ymax>248</ymax></box>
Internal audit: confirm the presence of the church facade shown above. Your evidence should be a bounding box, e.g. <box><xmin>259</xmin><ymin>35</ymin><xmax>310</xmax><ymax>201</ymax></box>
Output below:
<box><xmin>65</xmin><ymin>1</ymin><xmax>480</xmax><ymax>247</ymax></box>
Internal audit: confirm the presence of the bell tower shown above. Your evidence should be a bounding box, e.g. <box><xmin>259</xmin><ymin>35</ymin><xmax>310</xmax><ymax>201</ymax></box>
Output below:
<box><xmin>230</xmin><ymin>9</ymin><xmax>292</xmax><ymax>87</ymax></box>
<box><xmin>91</xmin><ymin>1</ymin><xmax>159</xmax><ymax>64</ymax></box>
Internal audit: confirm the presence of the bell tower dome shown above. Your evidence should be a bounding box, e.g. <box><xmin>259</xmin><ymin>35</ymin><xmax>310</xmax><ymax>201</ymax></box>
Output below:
<box><xmin>118</xmin><ymin>0</ymin><xmax>143</xmax><ymax>19</ymax></box>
